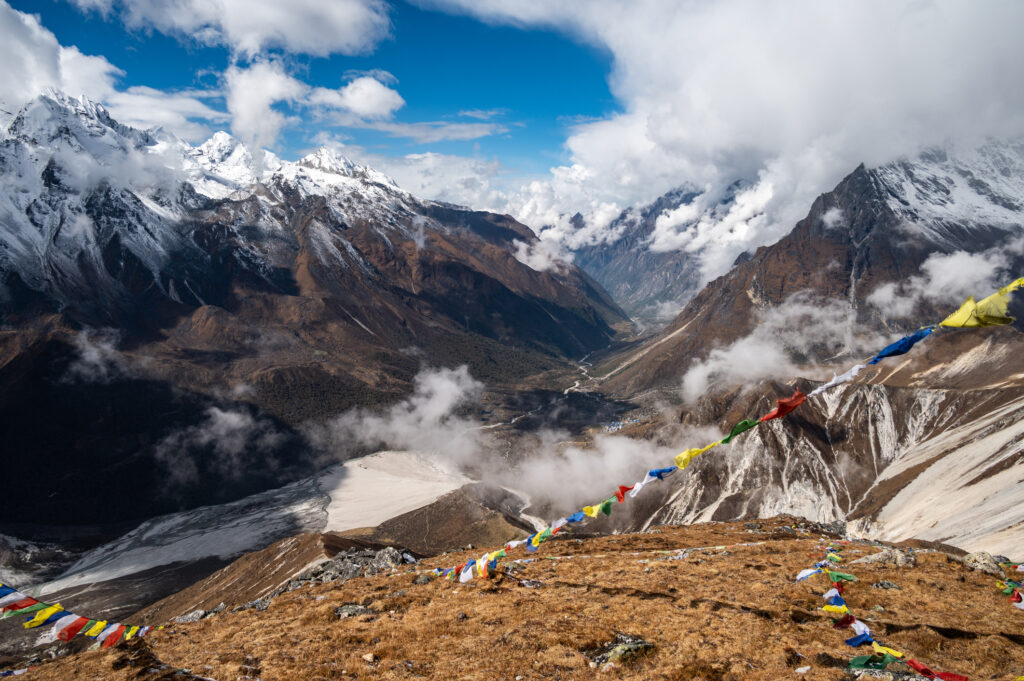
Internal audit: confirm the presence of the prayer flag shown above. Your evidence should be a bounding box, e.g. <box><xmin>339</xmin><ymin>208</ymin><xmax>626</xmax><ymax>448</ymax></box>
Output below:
<box><xmin>941</xmin><ymin>278</ymin><xmax>1024</xmax><ymax>327</ymax></box>
<box><xmin>795</xmin><ymin>568</ymin><xmax>820</xmax><ymax>582</ymax></box>
<box><xmin>850</xmin><ymin>653</ymin><xmax>898</xmax><ymax>669</ymax></box>
<box><xmin>822</xmin><ymin>588</ymin><xmax>840</xmax><ymax>601</ymax></box>
<box><xmin>599</xmin><ymin>499</ymin><xmax>613</xmax><ymax>515</ymax></box>
<box><xmin>565</xmin><ymin>512</ymin><xmax>585</xmax><ymax>523</ymax></box>
<box><xmin>582</xmin><ymin>505</ymin><xmax>599</xmax><ymax>518</ymax></box>
<box><xmin>0</xmin><ymin>587</ymin><xmax>13</xmax><ymax>599</ymax></box>
<box><xmin>675</xmin><ymin>442</ymin><xmax>718</xmax><ymax>469</ymax></box>
<box><xmin>83</xmin><ymin>620</ymin><xmax>108</xmax><ymax>637</ymax></box>
<box><xmin>869</xmin><ymin>327</ymin><xmax>934</xmax><ymax>364</ymax></box>
<box><xmin>906</xmin><ymin>658</ymin><xmax>968</xmax><ymax>681</ymax></box>
<box><xmin>808</xmin><ymin>363</ymin><xmax>867</xmax><ymax>397</ymax></box>
<box><xmin>759</xmin><ymin>390</ymin><xmax>806</xmax><ymax>422</ymax></box>
<box><xmin>833</xmin><ymin>614</ymin><xmax>855</xmax><ymax>629</ymax></box>
<box><xmin>846</xmin><ymin>632</ymin><xmax>873</xmax><ymax>647</ymax></box>
<box><xmin>101</xmin><ymin>624</ymin><xmax>126</xmax><ymax>649</ymax></box>
<box><xmin>648</xmin><ymin>467</ymin><xmax>676</xmax><ymax>480</ymax></box>
<box><xmin>826</xmin><ymin>569</ymin><xmax>857</xmax><ymax>582</ymax></box>
<box><xmin>22</xmin><ymin>602</ymin><xmax>63</xmax><ymax>630</ymax></box>
<box><xmin>56</xmin><ymin>616</ymin><xmax>90</xmax><ymax>642</ymax></box>
<box><xmin>3</xmin><ymin>601</ymin><xmax>45</xmax><ymax>619</ymax></box>
<box><xmin>823</xmin><ymin>604</ymin><xmax>849</xmax><ymax>614</ymax></box>
<box><xmin>0</xmin><ymin>592</ymin><xmax>28</xmax><ymax>609</ymax></box>
<box><xmin>124</xmin><ymin>625</ymin><xmax>140</xmax><ymax>640</ymax></box>
<box><xmin>850</xmin><ymin>620</ymin><xmax>871</xmax><ymax>637</ymax></box>
<box><xmin>628</xmin><ymin>472</ymin><xmax>659</xmax><ymax>498</ymax></box>
<box><xmin>827</xmin><ymin>593</ymin><xmax>846</xmax><ymax>607</ymax></box>
<box><xmin>872</xmin><ymin>642</ymin><xmax>903</xmax><ymax>659</ymax></box>
<box><xmin>614</xmin><ymin>485</ymin><xmax>634</xmax><ymax>503</ymax></box>
<box><xmin>721</xmin><ymin>419</ymin><xmax>759</xmax><ymax>444</ymax></box>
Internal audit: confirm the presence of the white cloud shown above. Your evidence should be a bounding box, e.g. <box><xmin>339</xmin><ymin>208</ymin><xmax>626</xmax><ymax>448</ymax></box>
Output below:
<box><xmin>822</xmin><ymin>207</ymin><xmax>845</xmax><ymax>230</ymax></box>
<box><xmin>309</xmin><ymin>76</ymin><xmax>405</xmax><ymax>119</ymax></box>
<box><xmin>0</xmin><ymin>1</ymin><xmax>225</xmax><ymax>140</ymax></box>
<box><xmin>310</xmin><ymin>134</ymin><xmax>511</xmax><ymax>209</ymax></box>
<box><xmin>679</xmin><ymin>293</ymin><xmax>888</xmax><ymax>403</ymax></box>
<box><xmin>419</xmin><ymin>0</ymin><xmax>1024</xmax><ymax>282</ymax></box>
<box><xmin>866</xmin><ymin>240</ymin><xmax>1024</xmax><ymax>317</ymax></box>
<box><xmin>358</xmin><ymin>119</ymin><xmax>506</xmax><ymax>143</ymax></box>
<box><xmin>458</xmin><ymin>108</ymin><xmax>507</xmax><ymax>120</ymax></box>
<box><xmin>224</xmin><ymin>60</ymin><xmax>307</xmax><ymax>167</ymax></box>
<box><xmin>71</xmin><ymin>0</ymin><xmax>391</xmax><ymax>58</ymax></box>
<box><xmin>307</xmin><ymin>366</ymin><xmax>485</xmax><ymax>461</ymax></box>
<box><xmin>513</xmin><ymin>236</ymin><xmax>572</xmax><ymax>272</ymax></box>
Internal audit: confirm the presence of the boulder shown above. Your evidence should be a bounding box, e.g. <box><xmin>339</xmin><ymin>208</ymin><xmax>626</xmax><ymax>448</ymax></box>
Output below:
<box><xmin>850</xmin><ymin>548</ymin><xmax>915</xmax><ymax>567</ymax></box>
<box><xmin>963</xmin><ymin>551</ymin><xmax>1005</xmax><ymax>577</ymax></box>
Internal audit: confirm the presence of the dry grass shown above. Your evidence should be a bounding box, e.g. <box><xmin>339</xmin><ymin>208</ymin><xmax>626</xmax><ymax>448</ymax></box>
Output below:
<box><xmin>17</xmin><ymin>518</ymin><xmax>1024</xmax><ymax>681</ymax></box>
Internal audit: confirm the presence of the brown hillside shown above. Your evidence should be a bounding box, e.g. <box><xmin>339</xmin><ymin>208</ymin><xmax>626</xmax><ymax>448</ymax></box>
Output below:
<box><xmin>15</xmin><ymin>517</ymin><xmax>1023</xmax><ymax>681</ymax></box>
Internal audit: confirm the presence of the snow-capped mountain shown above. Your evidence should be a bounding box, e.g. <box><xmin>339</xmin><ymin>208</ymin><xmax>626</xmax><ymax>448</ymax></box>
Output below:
<box><xmin>587</xmin><ymin>141</ymin><xmax>1024</xmax><ymax>555</ymax></box>
<box><xmin>0</xmin><ymin>91</ymin><xmax>627</xmax><ymax>534</ymax></box>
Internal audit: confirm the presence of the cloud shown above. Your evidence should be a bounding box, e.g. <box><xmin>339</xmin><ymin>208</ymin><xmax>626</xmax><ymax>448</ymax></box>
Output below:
<box><xmin>342</xmin><ymin>69</ymin><xmax>399</xmax><ymax>86</ymax></box>
<box><xmin>458</xmin><ymin>108</ymin><xmax>507</xmax><ymax>120</ymax></box>
<box><xmin>309</xmin><ymin>134</ymin><xmax>511</xmax><ymax>209</ymax></box>
<box><xmin>0</xmin><ymin>1</ymin><xmax>226</xmax><ymax>140</ymax></box>
<box><xmin>308</xmin><ymin>76</ymin><xmax>405</xmax><ymax>119</ymax></box>
<box><xmin>349</xmin><ymin>119</ymin><xmax>507</xmax><ymax>143</ymax></box>
<box><xmin>70</xmin><ymin>0</ymin><xmax>391</xmax><ymax>58</ymax></box>
<box><xmin>307</xmin><ymin>366</ymin><xmax>486</xmax><ymax>461</ymax></box>
<box><xmin>418</xmin><ymin>0</ymin><xmax>1024</xmax><ymax>282</ymax></box>
<box><xmin>304</xmin><ymin>365</ymin><xmax>720</xmax><ymax>522</ymax></box>
<box><xmin>224</xmin><ymin>60</ymin><xmax>307</xmax><ymax>167</ymax></box>
<box><xmin>866</xmin><ymin>240</ymin><xmax>1024</xmax><ymax>317</ymax></box>
<box><xmin>513</xmin><ymin>236</ymin><xmax>572</xmax><ymax>272</ymax></box>
<box><xmin>155</xmin><ymin>407</ymin><xmax>288</xmax><ymax>486</ymax></box>
<box><xmin>679</xmin><ymin>293</ymin><xmax>888</xmax><ymax>403</ymax></box>
<box><xmin>62</xmin><ymin>328</ymin><xmax>131</xmax><ymax>383</ymax></box>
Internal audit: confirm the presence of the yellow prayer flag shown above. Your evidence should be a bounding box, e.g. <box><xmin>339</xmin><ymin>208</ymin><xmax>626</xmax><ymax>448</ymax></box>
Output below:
<box><xmin>84</xmin><ymin>620</ymin><xmax>108</xmax><ymax>637</ymax></box>
<box><xmin>674</xmin><ymin>442</ymin><xmax>719</xmax><ymax>469</ymax></box>
<box><xmin>822</xmin><ymin>604</ymin><xmax>849</xmax><ymax>614</ymax></box>
<box><xmin>872</xmin><ymin>641</ymin><xmax>903</xmax><ymax>659</ymax></box>
<box><xmin>23</xmin><ymin>603</ymin><xmax>63</xmax><ymax>629</ymax></box>
<box><xmin>582</xmin><ymin>505</ymin><xmax>599</xmax><ymax>518</ymax></box>
<box><xmin>124</xmin><ymin>625</ymin><xmax>140</xmax><ymax>640</ymax></box>
<box><xmin>941</xmin><ymin>278</ymin><xmax>1024</xmax><ymax>327</ymax></box>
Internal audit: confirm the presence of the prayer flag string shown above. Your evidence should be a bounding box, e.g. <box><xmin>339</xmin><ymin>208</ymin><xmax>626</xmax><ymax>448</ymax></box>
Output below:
<box><xmin>434</xmin><ymin>279</ymin><xmax>1023</xmax><ymax>583</ymax></box>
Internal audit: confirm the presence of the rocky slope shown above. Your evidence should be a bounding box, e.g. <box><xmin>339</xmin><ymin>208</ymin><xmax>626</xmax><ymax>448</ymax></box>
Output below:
<box><xmin>6</xmin><ymin>518</ymin><xmax>1022</xmax><ymax>680</ymax></box>
<box><xmin>597</xmin><ymin>142</ymin><xmax>1024</xmax><ymax>396</ymax></box>
<box><xmin>0</xmin><ymin>91</ymin><xmax>627</xmax><ymax>534</ymax></box>
<box><xmin>578</xmin><ymin>142</ymin><xmax>1024</xmax><ymax>554</ymax></box>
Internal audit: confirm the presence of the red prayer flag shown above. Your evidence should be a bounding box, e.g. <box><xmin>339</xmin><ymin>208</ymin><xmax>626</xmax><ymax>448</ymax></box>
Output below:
<box><xmin>1</xmin><ymin>597</ymin><xmax>38</xmax><ymax>613</ymax></box>
<box><xmin>102</xmin><ymin>624</ymin><xmax>127</xmax><ymax>649</ymax></box>
<box><xmin>906</xmin><ymin>659</ymin><xmax>968</xmax><ymax>681</ymax></box>
<box><xmin>832</xmin><ymin>614</ymin><xmax>855</xmax><ymax>629</ymax></box>
<box><xmin>759</xmin><ymin>389</ymin><xmax>806</xmax><ymax>422</ymax></box>
<box><xmin>58</xmin><ymin>616</ymin><xmax>90</xmax><ymax>641</ymax></box>
<box><xmin>1010</xmin><ymin>590</ymin><xmax>1022</xmax><ymax>603</ymax></box>
<box><xmin>614</xmin><ymin>485</ymin><xmax>634</xmax><ymax>503</ymax></box>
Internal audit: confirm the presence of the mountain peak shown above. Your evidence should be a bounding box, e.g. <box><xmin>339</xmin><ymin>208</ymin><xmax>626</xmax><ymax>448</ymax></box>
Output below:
<box><xmin>295</xmin><ymin>146</ymin><xmax>399</xmax><ymax>189</ymax></box>
<box><xmin>7</xmin><ymin>89</ymin><xmax>152</xmax><ymax>153</ymax></box>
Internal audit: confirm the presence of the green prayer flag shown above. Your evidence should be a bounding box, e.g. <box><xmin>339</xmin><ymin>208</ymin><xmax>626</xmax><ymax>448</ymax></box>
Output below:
<box><xmin>721</xmin><ymin>419</ymin><xmax>759</xmax><ymax>444</ymax></box>
<box><xmin>826</xmin><ymin>569</ymin><xmax>857</xmax><ymax>582</ymax></box>
<box><xmin>599</xmin><ymin>499</ymin><xmax>613</xmax><ymax>516</ymax></box>
<box><xmin>2</xmin><ymin>602</ymin><xmax>48</xmax><ymax>619</ymax></box>
<box><xmin>849</xmin><ymin>653</ymin><xmax>897</xmax><ymax>670</ymax></box>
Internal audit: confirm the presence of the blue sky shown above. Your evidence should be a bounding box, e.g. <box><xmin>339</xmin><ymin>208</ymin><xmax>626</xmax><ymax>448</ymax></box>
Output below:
<box><xmin>13</xmin><ymin>0</ymin><xmax>616</xmax><ymax>178</ymax></box>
